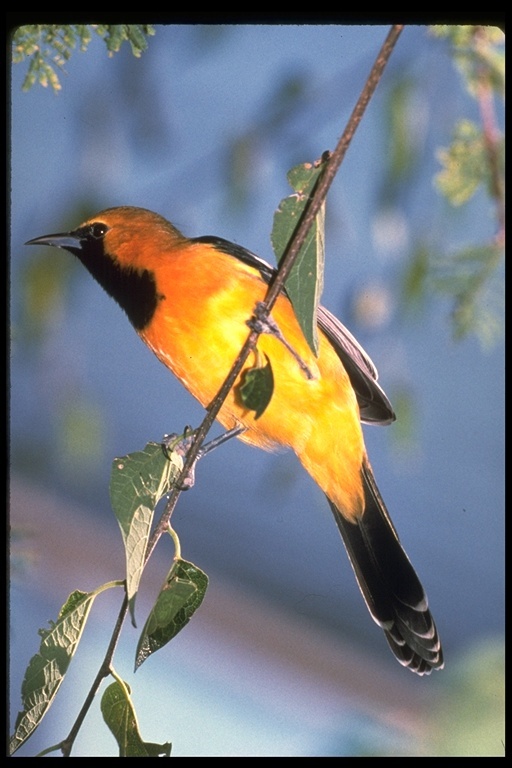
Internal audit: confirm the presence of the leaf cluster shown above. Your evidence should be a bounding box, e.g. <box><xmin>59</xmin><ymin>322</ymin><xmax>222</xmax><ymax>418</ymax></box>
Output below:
<box><xmin>433</xmin><ymin>27</ymin><xmax>504</xmax><ymax>346</ymax></box>
<box><xmin>10</xmin><ymin>440</ymin><xmax>204</xmax><ymax>756</ymax></box>
<box><xmin>430</xmin><ymin>25</ymin><xmax>504</xmax><ymax>99</ymax></box>
<box><xmin>12</xmin><ymin>25</ymin><xmax>155</xmax><ymax>92</ymax></box>
<box><xmin>404</xmin><ymin>25</ymin><xmax>505</xmax><ymax>347</ymax></box>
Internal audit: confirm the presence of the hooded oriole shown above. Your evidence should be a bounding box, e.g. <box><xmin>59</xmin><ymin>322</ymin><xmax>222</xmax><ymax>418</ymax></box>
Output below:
<box><xmin>27</xmin><ymin>206</ymin><xmax>443</xmax><ymax>674</ymax></box>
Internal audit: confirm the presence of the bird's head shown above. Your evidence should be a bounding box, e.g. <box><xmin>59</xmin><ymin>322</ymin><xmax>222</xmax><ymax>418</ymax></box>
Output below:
<box><xmin>26</xmin><ymin>206</ymin><xmax>186</xmax><ymax>330</ymax></box>
<box><xmin>26</xmin><ymin>206</ymin><xmax>187</xmax><ymax>271</ymax></box>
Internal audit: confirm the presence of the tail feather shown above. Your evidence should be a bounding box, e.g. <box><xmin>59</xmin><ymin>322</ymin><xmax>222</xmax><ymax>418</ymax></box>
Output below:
<box><xmin>328</xmin><ymin>457</ymin><xmax>443</xmax><ymax>675</ymax></box>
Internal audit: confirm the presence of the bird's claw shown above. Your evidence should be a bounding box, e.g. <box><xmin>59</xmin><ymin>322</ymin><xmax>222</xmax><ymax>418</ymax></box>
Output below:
<box><xmin>162</xmin><ymin>424</ymin><xmax>246</xmax><ymax>490</ymax></box>
<box><xmin>247</xmin><ymin>301</ymin><xmax>314</xmax><ymax>380</ymax></box>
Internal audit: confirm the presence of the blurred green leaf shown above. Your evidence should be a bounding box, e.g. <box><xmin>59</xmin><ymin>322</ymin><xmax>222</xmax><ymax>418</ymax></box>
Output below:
<box><xmin>430</xmin><ymin>25</ymin><xmax>505</xmax><ymax>98</ymax></box>
<box><xmin>110</xmin><ymin>442</ymin><xmax>183</xmax><ymax>615</ymax></box>
<box><xmin>272</xmin><ymin>160</ymin><xmax>326</xmax><ymax>355</ymax></box>
<box><xmin>10</xmin><ymin>590</ymin><xmax>97</xmax><ymax>755</ymax></box>
<box><xmin>435</xmin><ymin>120</ymin><xmax>491</xmax><ymax>206</ymax></box>
<box><xmin>419</xmin><ymin>25</ymin><xmax>505</xmax><ymax>347</ymax></box>
<box><xmin>385</xmin><ymin>77</ymin><xmax>421</xmax><ymax>185</ymax></box>
<box><xmin>17</xmin><ymin>250</ymin><xmax>76</xmax><ymax>346</ymax></box>
<box><xmin>125</xmin><ymin>25</ymin><xmax>155</xmax><ymax>57</ymax></box>
<box><xmin>59</xmin><ymin>399</ymin><xmax>105</xmax><ymax>470</ymax></box>
<box><xmin>401</xmin><ymin>243</ymin><xmax>430</xmax><ymax>310</ymax></box>
<box><xmin>431</xmin><ymin>25</ymin><xmax>504</xmax><ymax>215</ymax></box>
<box><xmin>135</xmin><ymin>558</ymin><xmax>208</xmax><ymax>670</ymax></box>
<box><xmin>101</xmin><ymin>680</ymin><xmax>172</xmax><ymax>756</ymax></box>
<box><xmin>387</xmin><ymin>386</ymin><xmax>417</xmax><ymax>452</ymax></box>
<box><xmin>225</xmin><ymin>135</ymin><xmax>258</xmax><ymax>211</ymax></box>
<box><xmin>431</xmin><ymin>242</ymin><xmax>503</xmax><ymax>347</ymax></box>
<box><xmin>429</xmin><ymin>639</ymin><xmax>504</xmax><ymax>756</ymax></box>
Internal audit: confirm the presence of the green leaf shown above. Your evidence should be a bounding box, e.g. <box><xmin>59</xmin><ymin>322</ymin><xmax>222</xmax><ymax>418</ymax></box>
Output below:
<box><xmin>135</xmin><ymin>559</ymin><xmax>208</xmax><ymax>670</ymax></box>
<box><xmin>430</xmin><ymin>243</ymin><xmax>504</xmax><ymax>347</ymax></box>
<box><xmin>110</xmin><ymin>442</ymin><xmax>183</xmax><ymax>614</ymax></box>
<box><xmin>238</xmin><ymin>352</ymin><xmax>274</xmax><ymax>419</ymax></box>
<box><xmin>94</xmin><ymin>24</ymin><xmax>155</xmax><ymax>57</ymax></box>
<box><xmin>125</xmin><ymin>25</ymin><xmax>155</xmax><ymax>57</ymax></box>
<box><xmin>13</xmin><ymin>25</ymin><xmax>155</xmax><ymax>92</ymax></box>
<box><xmin>271</xmin><ymin>161</ymin><xmax>326</xmax><ymax>355</ymax></box>
<box><xmin>435</xmin><ymin>120</ymin><xmax>491</xmax><ymax>206</ymax></box>
<box><xmin>103</xmin><ymin>25</ymin><xmax>126</xmax><ymax>54</ymax></box>
<box><xmin>430</xmin><ymin>25</ymin><xmax>505</xmax><ymax>99</ymax></box>
<box><xmin>101</xmin><ymin>680</ymin><xmax>172</xmax><ymax>756</ymax></box>
<box><xmin>401</xmin><ymin>243</ymin><xmax>430</xmax><ymax>310</ymax></box>
<box><xmin>10</xmin><ymin>590</ymin><xmax>97</xmax><ymax>755</ymax></box>
<box><xmin>384</xmin><ymin>77</ymin><xmax>420</xmax><ymax>185</ymax></box>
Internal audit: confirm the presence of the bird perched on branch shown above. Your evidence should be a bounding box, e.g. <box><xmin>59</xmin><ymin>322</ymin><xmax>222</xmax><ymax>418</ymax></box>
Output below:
<box><xmin>27</xmin><ymin>206</ymin><xmax>443</xmax><ymax>674</ymax></box>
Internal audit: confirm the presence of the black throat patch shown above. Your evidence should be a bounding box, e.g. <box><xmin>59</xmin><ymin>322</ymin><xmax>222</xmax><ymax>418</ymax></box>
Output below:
<box><xmin>73</xmin><ymin>238</ymin><xmax>162</xmax><ymax>331</ymax></box>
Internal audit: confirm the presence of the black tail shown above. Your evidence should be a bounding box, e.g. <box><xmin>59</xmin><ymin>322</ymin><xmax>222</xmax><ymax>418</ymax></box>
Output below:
<box><xmin>329</xmin><ymin>457</ymin><xmax>443</xmax><ymax>675</ymax></box>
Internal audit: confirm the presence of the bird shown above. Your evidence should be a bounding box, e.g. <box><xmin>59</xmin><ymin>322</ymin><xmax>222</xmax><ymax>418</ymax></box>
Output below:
<box><xmin>27</xmin><ymin>205</ymin><xmax>443</xmax><ymax>675</ymax></box>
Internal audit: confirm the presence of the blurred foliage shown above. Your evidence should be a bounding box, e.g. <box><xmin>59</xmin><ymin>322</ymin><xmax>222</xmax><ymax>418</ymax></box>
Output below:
<box><xmin>382</xmin><ymin>77</ymin><xmax>422</xmax><ymax>197</ymax></box>
<box><xmin>58</xmin><ymin>399</ymin><xmax>105</xmax><ymax>474</ymax></box>
<box><xmin>430</xmin><ymin>25</ymin><xmax>504</xmax><ymax>98</ymax></box>
<box><xmin>16</xmin><ymin>250</ymin><xmax>77</xmax><ymax>348</ymax></box>
<box><xmin>430</xmin><ymin>242</ymin><xmax>504</xmax><ymax>346</ymax></box>
<box><xmin>13</xmin><ymin>202</ymin><xmax>108</xmax><ymax>485</ymax></box>
<box><xmin>12</xmin><ymin>25</ymin><xmax>155</xmax><ymax>92</ymax></box>
<box><xmin>387</xmin><ymin>26</ymin><xmax>505</xmax><ymax>349</ymax></box>
<box><xmin>385</xmin><ymin>385</ymin><xmax>417</xmax><ymax>454</ymax></box>
<box><xmin>429</xmin><ymin>26</ymin><xmax>504</xmax><ymax>346</ymax></box>
<box><xmin>428</xmin><ymin>638</ymin><xmax>505</xmax><ymax>756</ymax></box>
<box><xmin>432</xmin><ymin>25</ymin><xmax>505</xmax><ymax>211</ymax></box>
<box><xmin>436</xmin><ymin>119</ymin><xmax>494</xmax><ymax>206</ymax></box>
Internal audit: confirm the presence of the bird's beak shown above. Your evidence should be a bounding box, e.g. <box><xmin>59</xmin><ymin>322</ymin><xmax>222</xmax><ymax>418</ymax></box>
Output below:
<box><xmin>25</xmin><ymin>232</ymin><xmax>83</xmax><ymax>250</ymax></box>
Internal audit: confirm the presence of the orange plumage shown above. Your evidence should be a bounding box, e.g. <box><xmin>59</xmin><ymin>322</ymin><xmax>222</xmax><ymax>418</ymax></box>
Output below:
<box><xmin>27</xmin><ymin>205</ymin><xmax>443</xmax><ymax>674</ymax></box>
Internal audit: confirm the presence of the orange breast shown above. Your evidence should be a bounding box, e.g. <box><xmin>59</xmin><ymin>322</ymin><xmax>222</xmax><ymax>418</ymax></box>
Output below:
<box><xmin>140</xmin><ymin>242</ymin><xmax>365</xmax><ymax>519</ymax></box>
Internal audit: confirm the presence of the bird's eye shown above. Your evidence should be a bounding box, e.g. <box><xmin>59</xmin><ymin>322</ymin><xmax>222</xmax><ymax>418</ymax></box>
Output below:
<box><xmin>90</xmin><ymin>222</ymin><xmax>109</xmax><ymax>239</ymax></box>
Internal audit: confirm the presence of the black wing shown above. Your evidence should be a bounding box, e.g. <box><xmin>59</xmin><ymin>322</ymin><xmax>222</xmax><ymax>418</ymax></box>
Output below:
<box><xmin>316</xmin><ymin>305</ymin><xmax>395</xmax><ymax>425</ymax></box>
<box><xmin>192</xmin><ymin>236</ymin><xmax>395</xmax><ymax>425</ymax></box>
